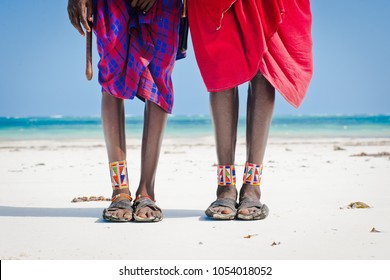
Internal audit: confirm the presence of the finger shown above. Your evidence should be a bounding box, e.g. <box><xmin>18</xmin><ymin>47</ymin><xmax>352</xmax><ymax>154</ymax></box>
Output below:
<box><xmin>87</xmin><ymin>0</ymin><xmax>93</xmax><ymax>22</ymax></box>
<box><xmin>137</xmin><ymin>0</ymin><xmax>145</xmax><ymax>10</ymax></box>
<box><xmin>144</xmin><ymin>0</ymin><xmax>156</xmax><ymax>13</ymax></box>
<box><xmin>138</xmin><ymin>0</ymin><xmax>148</xmax><ymax>10</ymax></box>
<box><xmin>131</xmin><ymin>0</ymin><xmax>138</xmax><ymax>8</ymax></box>
<box><xmin>72</xmin><ymin>19</ymin><xmax>85</xmax><ymax>36</ymax></box>
<box><xmin>69</xmin><ymin>12</ymin><xmax>85</xmax><ymax>36</ymax></box>
<box><xmin>80</xmin><ymin>3</ymin><xmax>91</xmax><ymax>32</ymax></box>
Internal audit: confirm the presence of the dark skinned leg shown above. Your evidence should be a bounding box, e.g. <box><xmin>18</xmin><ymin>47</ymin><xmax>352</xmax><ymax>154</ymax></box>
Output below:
<box><xmin>134</xmin><ymin>100</ymin><xmax>168</xmax><ymax>219</ymax></box>
<box><xmin>209</xmin><ymin>87</ymin><xmax>239</xmax><ymax>215</ymax></box>
<box><xmin>239</xmin><ymin>72</ymin><xmax>275</xmax><ymax>215</ymax></box>
<box><xmin>101</xmin><ymin>91</ymin><xmax>131</xmax><ymax>220</ymax></box>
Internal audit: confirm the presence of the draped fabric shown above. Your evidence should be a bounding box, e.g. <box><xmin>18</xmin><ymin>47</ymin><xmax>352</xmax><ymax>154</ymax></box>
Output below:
<box><xmin>93</xmin><ymin>0</ymin><xmax>181</xmax><ymax>113</ymax></box>
<box><xmin>188</xmin><ymin>0</ymin><xmax>313</xmax><ymax>107</ymax></box>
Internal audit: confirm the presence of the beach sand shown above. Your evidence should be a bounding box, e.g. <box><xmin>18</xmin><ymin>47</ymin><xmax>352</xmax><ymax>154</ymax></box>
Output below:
<box><xmin>0</xmin><ymin>136</ymin><xmax>389</xmax><ymax>260</ymax></box>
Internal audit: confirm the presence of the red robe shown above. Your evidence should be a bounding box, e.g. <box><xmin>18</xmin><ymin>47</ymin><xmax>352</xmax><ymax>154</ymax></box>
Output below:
<box><xmin>188</xmin><ymin>0</ymin><xmax>313</xmax><ymax>107</ymax></box>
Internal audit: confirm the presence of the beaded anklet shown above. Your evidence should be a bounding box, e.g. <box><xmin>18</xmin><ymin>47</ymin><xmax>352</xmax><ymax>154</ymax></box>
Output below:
<box><xmin>243</xmin><ymin>162</ymin><xmax>263</xmax><ymax>186</ymax></box>
<box><xmin>218</xmin><ymin>164</ymin><xmax>236</xmax><ymax>186</ymax></box>
<box><xmin>109</xmin><ymin>160</ymin><xmax>129</xmax><ymax>190</ymax></box>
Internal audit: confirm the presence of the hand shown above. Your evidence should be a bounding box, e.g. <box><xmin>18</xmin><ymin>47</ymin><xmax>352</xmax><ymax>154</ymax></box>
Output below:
<box><xmin>131</xmin><ymin>0</ymin><xmax>157</xmax><ymax>14</ymax></box>
<box><xmin>67</xmin><ymin>0</ymin><xmax>93</xmax><ymax>36</ymax></box>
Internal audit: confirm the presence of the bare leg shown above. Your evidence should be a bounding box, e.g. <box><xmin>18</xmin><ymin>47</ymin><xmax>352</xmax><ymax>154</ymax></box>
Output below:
<box><xmin>134</xmin><ymin>100</ymin><xmax>168</xmax><ymax>219</ymax></box>
<box><xmin>101</xmin><ymin>91</ymin><xmax>131</xmax><ymax>220</ymax></box>
<box><xmin>239</xmin><ymin>72</ymin><xmax>275</xmax><ymax>215</ymax></box>
<box><xmin>209</xmin><ymin>87</ymin><xmax>239</xmax><ymax>214</ymax></box>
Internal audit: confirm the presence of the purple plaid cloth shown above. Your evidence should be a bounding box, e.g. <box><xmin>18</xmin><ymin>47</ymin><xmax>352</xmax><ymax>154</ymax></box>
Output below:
<box><xmin>93</xmin><ymin>0</ymin><xmax>181</xmax><ymax>113</ymax></box>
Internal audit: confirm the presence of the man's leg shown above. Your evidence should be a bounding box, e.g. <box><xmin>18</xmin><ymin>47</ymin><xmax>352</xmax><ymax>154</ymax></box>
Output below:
<box><xmin>101</xmin><ymin>91</ymin><xmax>132</xmax><ymax>220</ymax></box>
<box><xmin>208</xmin><ymin>87</ymin><xmax>239</xmax><ymax>215</ymax></box>
<box><xmin>239</xmin><ymin>73</ymin><xmax>275</xmax><ymax>215</ymax></box>
<box><xmin>134</xmin><ymin>100</ymin><xmax>168</xmax><ymax>219</ymax></box>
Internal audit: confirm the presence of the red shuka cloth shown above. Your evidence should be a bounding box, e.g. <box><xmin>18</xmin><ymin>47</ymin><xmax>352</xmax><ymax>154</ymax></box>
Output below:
<box><xmin>188</xmin><ymin>0</ymin><xmax>313</xmax><ymax>108</ymax></box>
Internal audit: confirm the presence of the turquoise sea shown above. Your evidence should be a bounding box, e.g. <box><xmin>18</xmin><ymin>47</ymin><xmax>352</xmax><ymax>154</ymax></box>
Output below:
<box><xmin>0</xmin><ymin>115</ymin><xmax>389</xmax><ymax>140</ymax></box>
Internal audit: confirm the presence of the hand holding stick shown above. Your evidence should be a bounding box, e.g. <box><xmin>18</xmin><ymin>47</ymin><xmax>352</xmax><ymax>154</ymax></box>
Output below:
<box><xmin>67</xmin><ymin>0</ymin><xmax>93</xmax><ymax>80</ymax></box>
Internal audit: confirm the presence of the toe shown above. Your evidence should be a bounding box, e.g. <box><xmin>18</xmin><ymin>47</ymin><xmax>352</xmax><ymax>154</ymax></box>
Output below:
<box><xmin>238</xmin><ymin>208</ymin><xmax>250</xmax><ymax>215</ymax></box>
<box><xmin>152</xmin><ymin>210</ymin><xmax>161</xmax><ymax>218</ymax></box>
<box><xmin>118</xmin><ymin>209</ymin><xmax>128</xmax><ymax>219</ymax></box>
<box><xmin>211</xmin><ymin>206</ymin><xmax>231</xmax><ymax>215</ymax></box>
<box><xmin>221</xmin><ymin>207</ymin><xmax>232</xmax><ymax>214</ymax></box>
<box><xmin>109</xmin><ymin>210</ymin><xmax>119</xmax><ymax>218</ymax></box>
<box><xmin>123</xmin><ymin>210</ymin><xmax>132</xmax><ymax>220</ymax></box>
<box><xmin>137</xmin><ymin>210</ymin><xmax>146</xmax><ymax>219</ymax></box>
<box><xmin>104</xmin><ymin>211</ymin><xmax>113</xmax><ymax>217</ymax></box>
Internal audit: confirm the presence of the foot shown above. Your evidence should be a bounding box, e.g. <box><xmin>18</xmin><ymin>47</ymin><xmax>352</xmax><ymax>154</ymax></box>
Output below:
<box><xmin>102</xmin><ymin>189</ymin><xmax>133</xmax><ymax>222</ymax></box>
<box><xmin>238</xmin><ymin>184</ymin><xmax>260</xmax><ymax>215</ymax></box>
<box><xmin>133</xmin><ymin>195</ymin><xmax>163</xmax><ymax>222</ymax></box>
<box><xmin>237</xmin><ymin>184</ymin><xmax>269</xmax><ymax>220</ymax></box>
<box><xmin>206</xmin><ymin>186</ymin><xmax>237</xmax><ymax>216</ymax></box>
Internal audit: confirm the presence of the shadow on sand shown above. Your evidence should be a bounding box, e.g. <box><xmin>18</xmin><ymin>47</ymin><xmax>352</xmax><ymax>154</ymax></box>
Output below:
<box><xmin>0</xmin><ymin>206</ymin><xmax>204</xmax><ymax>220</ymax></box>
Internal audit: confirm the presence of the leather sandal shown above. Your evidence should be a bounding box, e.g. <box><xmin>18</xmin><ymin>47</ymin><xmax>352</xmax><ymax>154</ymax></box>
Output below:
<box><xmin>133</xmin><ymin>196</ymin><xmax>163</xmax><ymax>222</ymax></box>
<box><xmin>102</xmin><ymin>193</ymin><xmax>133</xmax><ymax>222</ymax></box>
<box><xmin>205</xmin><ymin>198</ymin><xmax>238</xmax><ymax>220</ymax></box>
<box><xmin>236</xmin><ymin>198</ymin><xmax>269</xmax><ymax>220</ymax></box>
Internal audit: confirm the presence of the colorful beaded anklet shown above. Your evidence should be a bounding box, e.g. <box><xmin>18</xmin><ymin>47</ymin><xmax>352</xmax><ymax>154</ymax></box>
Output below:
<box><xmin>243</xmin><ymin>162</ymin><xmax>263</xmax><ymax>186</ymax></box>
<box><xmin>218</xmin><ymin>164</ymin><xmax>236</xmax><ymax>186</ymax></box>
<box><xmin>109</xmin><ymin>160</ymin><xmax>129</xmax><ymax>190</ymax></box>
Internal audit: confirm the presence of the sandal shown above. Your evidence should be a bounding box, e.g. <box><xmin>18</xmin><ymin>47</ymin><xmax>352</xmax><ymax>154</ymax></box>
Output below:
<box><xmin>236</xmin><ymin>198</ymin><xmax>269</xmax><ymax>220</ymax></box>
<box><xmin>102</xmin><ymin>193</ymin><xmax>133</xmax><ymax>222</ymax></box>
<box><xmin>205</xmin><ymin>198</ymin><xmax>238</xmax><ymax>220</ymax></box>
<box><xmin>205</xmin><ymin>165</ymin><xmax>238</xmax><ymax>220</ymax></box>
<box><xmin>133</xmin><ymin>196</ymin><xmax>163</xmax><ymax>222</ymax></box>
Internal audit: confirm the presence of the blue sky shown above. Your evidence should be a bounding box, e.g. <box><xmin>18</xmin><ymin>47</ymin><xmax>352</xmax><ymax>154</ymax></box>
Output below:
<box><xmin>0</xmin><ymin>0</ymin><xmax>389</xmax><ymax>117</ymax></box>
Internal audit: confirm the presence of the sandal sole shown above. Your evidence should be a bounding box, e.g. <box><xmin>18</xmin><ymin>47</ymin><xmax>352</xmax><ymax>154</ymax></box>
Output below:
<box><xmin>133</xmin><ymin>215</ymin><xmax>163</xmax><ymax>223</ymax></box>
<box><xmin>205</xmin><ymin>209</ymin><xmax>236</xmax><ymax>220</ymax></box>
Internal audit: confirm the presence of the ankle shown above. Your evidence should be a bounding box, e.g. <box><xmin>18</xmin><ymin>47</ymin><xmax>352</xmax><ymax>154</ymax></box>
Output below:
<box><xmin>134</xmin><ymin>193</ymin><xmax>155</xmax><ymax>202</ymax></box>
<box><xmin>112</xmin><ymin>188</ymin><xmax>131</xmax><ymax>196</ymax></box>
<box><xmin>243</xmin><ymin>162</ymin><xmax>263</xmax><ymax>186</ymax></box>
<box><xmin>109</xmin><ymin>160</ymin><xmax>131</xmax><ymax>197</ymax></box>
<box><xmin>218</xmin><ymin>164</ymin><xmax>236</xmax><ymax>186</ymax></box>
<box><xmin>239</xmin><ymin>184</ymin><xmax>260</xmax><ymax>200</ymax></box>
<box><xmin>217</xmin><ymin>185</ymin><xmax>237</xmax><ymax>197</ymax></box>
<box><xmin>216</xmin><ymin>164</ymin><xmax>237</xmax><ymax>199</ymax></box>
<box><xmin>240</xmin><ymin>162</ymin><xmax>263</xmax><ymax>200</ymax></box>
<box><xmin>135</xmin><ymin>187</ymin><xmax>155</xmax><ymax>201</ymax></box>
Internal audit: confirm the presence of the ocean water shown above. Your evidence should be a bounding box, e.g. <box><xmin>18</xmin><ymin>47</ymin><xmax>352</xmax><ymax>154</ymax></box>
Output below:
<box><xmin>0</xmin><ymin>115</ymin><xmax>389</xmax><ymax>140</ymax></box>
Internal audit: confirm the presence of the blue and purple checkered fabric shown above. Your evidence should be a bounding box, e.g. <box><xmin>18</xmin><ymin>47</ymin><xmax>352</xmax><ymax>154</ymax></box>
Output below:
<box><xmin>93</xmin><ymin>0</ymin><xmax>181</xmax><ymax>113</ymax></box>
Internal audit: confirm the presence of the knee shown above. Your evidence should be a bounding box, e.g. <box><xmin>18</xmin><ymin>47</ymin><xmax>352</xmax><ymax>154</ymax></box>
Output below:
<box><xmin>249</xmin><ymin>73</ymin><xmax>275</xmax><ymax>101</ymax></box>
<box><xmin>250</xmin><ymin>71</ymin><xmax>266</xmax><ymax>85</ymax></box>
<box><xmin>251</xmin><ymin>72</ymin><xmax>273</xmax><ymax>89</ymax></box>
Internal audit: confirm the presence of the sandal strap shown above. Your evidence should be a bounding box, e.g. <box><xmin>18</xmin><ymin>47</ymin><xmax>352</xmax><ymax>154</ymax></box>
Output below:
<box><xmin>106</xmin><ymin>194</ymin><xmax>133</xmax><ymax>211</ymax></box>
<box><xmin>237</xmin><ymin>198</ymin><xmax>263</xmax><ymax>210</ymax></box>
<box><xmin>218</xmin><ymin>164</ymin><xmax>236</xmax><ymax>186</ymax></box>
<box><xmin>133</xmin><ymin>197</ymin><xmax>161</xmax><ymax>212</ymax></box>
<box><xmin>208</xmin><ymin>198</ymin><xmax>237</xmax><ymax>211</ymax></box>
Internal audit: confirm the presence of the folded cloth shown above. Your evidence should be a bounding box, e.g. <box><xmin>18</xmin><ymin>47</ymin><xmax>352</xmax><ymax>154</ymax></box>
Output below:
<box><xmin>93</xmin><ymin>0</ymin><xmax>182</xmax><ymax>113</ymax></box>
<box><xmin>188</xmin><ymin>0</ymin><xmax>313</xmax><ymax>108</ymax></box>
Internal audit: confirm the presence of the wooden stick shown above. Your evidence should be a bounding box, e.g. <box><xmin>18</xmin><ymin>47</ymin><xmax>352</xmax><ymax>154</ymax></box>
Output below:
<box><xmin>86</xmin><ymin>23</ymin><xmax>93</xmax><ymax>81</ymax></box>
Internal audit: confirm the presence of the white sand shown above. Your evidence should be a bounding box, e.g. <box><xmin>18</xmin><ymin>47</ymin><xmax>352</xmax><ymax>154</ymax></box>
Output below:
<box><xmin>0</xmin><ymin>136</ymin><xmax>389</xmax><ymax>260</ymax></box>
